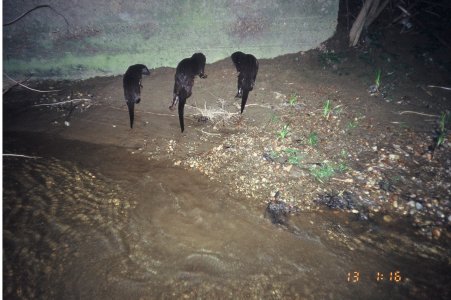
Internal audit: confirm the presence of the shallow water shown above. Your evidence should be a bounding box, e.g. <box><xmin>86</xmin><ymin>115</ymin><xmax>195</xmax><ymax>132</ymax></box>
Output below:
<box><xmin>3</xmin><ymin>133</ymin><xmax>449</xmax><ymax>299</ymax></box>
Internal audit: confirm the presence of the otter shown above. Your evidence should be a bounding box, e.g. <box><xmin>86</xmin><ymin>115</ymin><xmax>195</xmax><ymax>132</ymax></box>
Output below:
<box><xmin>169</xmin><ymin>53</ymin><xmax>207</xmax><ymax>132</ymax></box>
<box><xmin>123</xmin><ymin>64</ymin><xmax>151</xmax><ymax>128</ymax></box>
<box><xmin>231</xmin><ymin>51</ymin><xmax>259</xmax><ymax>113</ymax></box>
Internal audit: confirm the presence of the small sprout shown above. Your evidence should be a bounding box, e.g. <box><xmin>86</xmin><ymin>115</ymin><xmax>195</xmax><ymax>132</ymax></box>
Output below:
<box><xmin>323</xmin><ymin>100</ymin><xmax>332</xmax><ymax>119</ymax></box>
<box><xmin>436</xmin><ymin>111</ymin><xmax>449</xmax><ymax>148</ymax></box>
<box><xmin>375</xmin><ymin>69</ymin><xmax>382</xmax><ymax>89</ymax></box>
<box><xmin>336</xmin><ymin>162</ymin><xmax>348</xmax><ymax>173</ymax></box>
<box><xmin>278</xmin><ymin>124</ymin><xmax>290</xmax><ymax>140</ymax></box>
<box><xmin>307</xmin><ymin>132</ymin><xmax>318</xmax><ymax>146</ymax></box>
<box><xmin>340</xmin><ymin>149</ymin><xmax>348</xmax><ymax>158</ymax></box>
<box><xmin>288</xmin><ymin>155</ymin><xmax>302</xmax><ymax>166</ymax></box>
<box><xmin>346</xmin><ymin>119</ymin><xmax>358</xmax><ymax>129</ymax></box>
<box><xmin>310</xmin><ymin>163</ymin><xmax>335</xmax><ymax>183</ymax></box>
<box><xmin>284</xmin><ymin>148</ymin><xmax>303</xmax><ymax>166</ymax></box>
<box><xmin>288</xmin><ymin>93</ymin><xmax>298</xmax><ymax>106</ymax></box>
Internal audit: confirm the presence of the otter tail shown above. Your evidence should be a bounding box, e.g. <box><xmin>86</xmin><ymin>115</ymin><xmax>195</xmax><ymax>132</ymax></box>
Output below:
<box><xmin>127</xmin><ymin>101</ymin><xmax>134</xmax><ymax>128</ymax></box>
<box><xmin>240</xmin><ymin>89</ymin><xmax>249</xmax><ymax>114</ymax></box>
<box><xmin>178</xmin><ymin>97</ymin><xmax>186</xmax><ymax>132</ymax></box>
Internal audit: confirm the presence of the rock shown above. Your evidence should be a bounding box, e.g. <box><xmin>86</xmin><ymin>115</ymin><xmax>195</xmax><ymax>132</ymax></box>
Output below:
<box><xmin>389</xmin><ymin>154</ymin><xmax>400</xmax><ymax>161</ymax></box>
<box><xmin>383</xmin><ymin>215</ymin><xmax>393</xmax><ymax>223</ymax></box>
<box><xmin>432</xmin><ymin>228</ymin><xmax>441</xmax><ymax>239</ymax></box>
<box><xmin>283</xmin><ymin>165</ymin><xmax>292</xmax><ymax>172</ymax></box>
<box><xmin>379</xmin><ymin>180</ymin><xmax>396</xmax><ymax>192</ymax></box>
<box><xmin>415</xmin><ymin>202</ymin><xmax>423</xmax><ymax>210</ymax></box>
<box><xmin>316</xmin><ymin>191</ymin><xmax>356</xmax><ymax>210</ymax></box>
<box><xmin>407</xmin><ymin>200</ymin><xmax>416</xmax><ymax>207</ymax></box>
<box><xmin>436</xmin><ymin>211</ymin><xmax>445</xmax><ymax>219</ymax></box>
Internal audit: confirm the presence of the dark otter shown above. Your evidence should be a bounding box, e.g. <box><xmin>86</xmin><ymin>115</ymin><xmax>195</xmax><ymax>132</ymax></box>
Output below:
<box><xmin>123</xmin><ymin>64</ymin><xmax>151</xmax><ymax>128</ymax></box>
<box><xmin>231</xmin><ymin>51</ymin><xmax>259</xmax><ymax>113</ymax></box>
<box><xmin>169</xmin><ymin>53</ymin><xmax>207</xmax><ymax>132</ymax></box>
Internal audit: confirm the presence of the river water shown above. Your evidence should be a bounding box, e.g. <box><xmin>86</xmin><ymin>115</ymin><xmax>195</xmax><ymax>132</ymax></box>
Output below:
<box><xmin>3</xmin><ymin>132</ymin><xmax>449</xmax><ymax>299</ymax></box>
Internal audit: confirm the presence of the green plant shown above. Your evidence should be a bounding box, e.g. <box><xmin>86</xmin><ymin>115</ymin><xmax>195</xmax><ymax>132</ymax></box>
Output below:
<box><xmin>284</xmin><ymin>148</ymin><xmax>304</xmax><ymax>165</ymax></box>
<box><xmin>375</xmin><ymin>69</ymin><xmax>382</xmax><ymax>89</ymax></box>
<box><xmin>436</xmin><ymin>111</ymin><xmax>448</xmax><ymax>147</ymax></box>
<box><xmin>346</xmin><ymin>119</ymin><xmax>358</xmax><ymax>129</ymax></box>
<box><xmin>278</xmin><ymin>124</ymin><xmax>290</xmax><ymax>140</ymax></box>
<box><xmin>268</xmin><ymin>151</ymin><xmax>280</xmax><ymax>161</ymax></box>
<box><xmin>340</xmin><ymin>149</ymin><xmax>348</xmax><ymax>158</ymax></box>
<box><xmin>270</xmin><ymin>113</ymin><xmax>279</xmax><ymax>123</ymax></box>
<box><xmin>283</xmin><ymin>148</ymin><xmax>297</xmax><ymax>154</ymax></box>
<box><xmin>310</xmin><ymin>163</ymin><xmax>335</xmax><ymax>183</ymax></box>
<box><xmin>323</xmin><ymin>100</ymin><xmax>332</xmax><ymax>119</ymax></box>
<box><xmin>288</xmin><ymin>93</ymin><xmax>298</xmax><ymax>106</ymax></box>
<box><xmin>335</xmin><ymin>162</ymin><xmax>348</xmax><ymax>173</ymax></box>
<box><xmin>307</xmin><ymin>132</ymin><xmax>318</xmax><ymax>146</ymax></box>
<box><xmin>288</xmin><ymin>155</ymin><xmax>301</xmax><ymax>165</ymax></box>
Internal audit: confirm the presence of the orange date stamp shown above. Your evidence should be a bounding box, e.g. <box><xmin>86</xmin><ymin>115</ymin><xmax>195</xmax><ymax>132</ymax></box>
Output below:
<box><xmin>347</xmin><ymin>271</ymin><xmax>402</xmax><ymax>283</ymax></box>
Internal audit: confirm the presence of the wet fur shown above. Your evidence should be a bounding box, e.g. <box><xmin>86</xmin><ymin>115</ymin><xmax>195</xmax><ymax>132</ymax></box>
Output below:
<box><xmin>169</xmin><ymin>53</ymin><xmax>207</xmax><ymax>132</ymax></box>
<box><xmin>123</xmin><ymin>64</ymin><xmax>151</xmax><ymax>128</ymax></box>
<box><xmin>231</xmin><ymin>51</ymin><xmax>259</xmax><ymax>113</ymax></box>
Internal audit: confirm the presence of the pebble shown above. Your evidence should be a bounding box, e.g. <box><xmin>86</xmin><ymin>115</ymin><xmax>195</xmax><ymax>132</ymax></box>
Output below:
<box><xmin>415</xmin><ymin>202</ymin><xmax>423</xmax><ymax>210</ymax></box>
<box><xmin>389</xmin><ymin>154</ymin><xmax>400</xmax><ymax>160</ymax></box>
<box><xmin>436</xmin><ymin>211</ymin><xmax>444</xmax><ymax>219</ymax></box>
<box><xmin>383</xmin><ymin>215</ymin><xmax>393</xmax><ymax>223</ymax></box>
<box><xmin>432</xmin><ymin>228</ymin><xmax>441</xmax><ymax>239</ymax></box>
<box><xmin>283</xmin><ymin>165</ymin><xmax>292</xmax><ymax>172</ymax></box>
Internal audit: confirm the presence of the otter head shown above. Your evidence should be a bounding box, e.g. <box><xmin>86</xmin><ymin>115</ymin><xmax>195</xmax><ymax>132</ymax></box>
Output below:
<box><xmin>191</xmin><ymin>53</ymin><xmax>207</xmax><ymax>78</ymax></box>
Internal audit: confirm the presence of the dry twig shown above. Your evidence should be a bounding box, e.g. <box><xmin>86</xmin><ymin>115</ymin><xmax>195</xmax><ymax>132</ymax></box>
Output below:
<box><xmin>4</xmin><ymin>73</ymin><xmax>61</xmax><ymax>93</ymax></box>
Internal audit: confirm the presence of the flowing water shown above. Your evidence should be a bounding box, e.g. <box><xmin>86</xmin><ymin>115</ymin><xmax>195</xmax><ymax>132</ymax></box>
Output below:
<box><xmin>3</xmin><ymin>133</ymin><xmax>449</xmax><ymax>299</ymax></box>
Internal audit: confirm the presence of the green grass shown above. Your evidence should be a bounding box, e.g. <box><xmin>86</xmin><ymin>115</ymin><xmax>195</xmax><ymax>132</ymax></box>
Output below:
<box><xmin>288</xmin><ymin>93</ymin><xmax>298</xmax><ymax>106</ymax></box>
<box><xmin>269</xmin><ymin>151</ymin><xmax>280</xmax><ymax>160</ymax></box>
<box><xmin>270</xmin><ymin>113</ymin><xmax>280</xmax><ymax>124</ymax></box>
<box><xmin>284</xmin><ymin>148</ymin><xmax>304</xmax><ymax>166</ymax></box>
<box><xmin>340</xmin><ymin>149</ymin><xmax>348</xmax><ymax>158</ymax></box>
<box><xmin>310</xmin><ymin>164</ymin><xmax>335</xmax><ymax>183</ymax></box>
<box><xmin>436</xmin><ymin>111</ymin><xmax>449</xmax><ymax>147</ymax></box>
<box><xmin>335</xmin><ymin>162</ymin><xmax>348</xmax><ymax>173</ymax></box>
<box><xmin>323</xmin><ymin>100</ymin><xmax>332</xmax><ymax>119</ymax></box>
<box><xmin>278</xmin><ymin>124</ymin><xmax>290</xmax><ymax>140</ymax></box>
<box><xmin>375</xmin><ymin>69</ymin><xmax>382</xmax><ymax>88</ymax></box>
<box><xmin>346</xmin><ymin>120</ymin><xmax>358</xmax><ymax>129</ymax></box>
<box><xmin>309</xmin><ymin>161</ymin><xmax>348</xmax><ymax>182</ymax></box>
<box><xmin>307</xmin><ymin>132</ymin><xmax>318</xmax><ymax>146</ymax></box>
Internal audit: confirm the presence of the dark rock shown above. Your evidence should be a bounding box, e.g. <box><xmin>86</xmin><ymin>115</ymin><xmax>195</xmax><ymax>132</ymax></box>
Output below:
<box><xmin>265</xmin><ymin>191</ymin><xmax>298</xmax><ymax>225</ymax></box>
<box><xmin>379</xmin><ymin>180</ymin><xmax>396</xmax><ymax>192</ymax></box>
<box><xmin>316</xmin><ymin>191</ymin><xmax>356</xmax><ymax>210</ymax></box>
<box><xmin>315</xmin><ymin>191</ymin><xmax>370</xmax><ymax>221</ymax></box>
